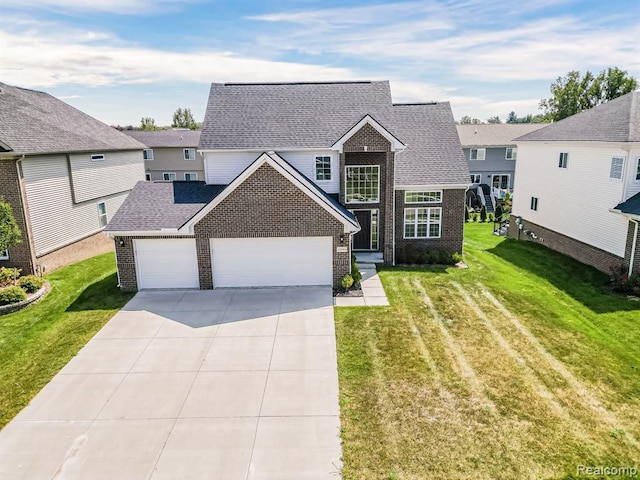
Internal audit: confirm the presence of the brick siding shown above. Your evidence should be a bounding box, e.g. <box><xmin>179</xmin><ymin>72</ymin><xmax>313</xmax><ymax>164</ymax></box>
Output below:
<box><xmin>507</xmin><ymin>215</ymin><xmax>624</xmax><ymax>274</ymax></box>
<box><xmin>36</xmin><ymin>231</ymin><xmax>114</xmax><ymax>275</ymax></box>
<box><xmin>194</xmin><ymin>163</ymin><xmax>350</xmax><ymax>288</ymax></box>
<box><xmin>395</xmin><ymin>188</ymin><xmax>465</xmax><ymax>258</ymax></box>
<box><xmin>0</xmin><ymin>159</ymin><xmax>35</xmax><ymax>274</ymax></box>
<box><xmin>624</xmin><ymin>220</ymin><xmax>640</xmax><ymax>275</ymax></box>
<box><xmin>340</xmin><ymin>124</ymin><xmax>395</xmax><ymax>263</ymax></box>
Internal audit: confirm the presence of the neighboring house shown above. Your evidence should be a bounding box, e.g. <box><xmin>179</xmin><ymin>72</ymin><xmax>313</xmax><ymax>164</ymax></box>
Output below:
<box><xmin>122</xmin><ymin>129</ymin><xmax>202</xmax><ymax>181</ymax></box>
<box><xmin>509</xmin><ymin>91</ymin><xmax>640</xmax><ymax>276</ymax></box>
<box><xmin>0</xmin><ymin>82</ymin><xmax>145</xmax><ymax>275</ymax></box>
<box><xmin>457</xmin><ymin>124</ymin><xmax>546</xmax><ymax>213</ymax></box>
<box><xmin>105</xmin><ymin>81</ymin><xmax>469</xmax><ymax>291</ymax></box>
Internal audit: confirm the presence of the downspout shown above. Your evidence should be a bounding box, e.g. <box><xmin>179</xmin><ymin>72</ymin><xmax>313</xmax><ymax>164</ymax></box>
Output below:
<box><xmin>629</xmin><ymin>219</ymin><xmax>639</xmax><ymax>277</ymax></box>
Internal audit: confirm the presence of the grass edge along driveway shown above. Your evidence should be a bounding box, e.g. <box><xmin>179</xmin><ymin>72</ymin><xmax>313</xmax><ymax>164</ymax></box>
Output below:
<box><xmin>336</xmin><ymin>223</ymin><xmax>640</xmax><ymax>480</ymax></box>
<box><xmin>0</xmin><ymin>253</ymin><xmax>134</xmax><ymax>429</ymax></box>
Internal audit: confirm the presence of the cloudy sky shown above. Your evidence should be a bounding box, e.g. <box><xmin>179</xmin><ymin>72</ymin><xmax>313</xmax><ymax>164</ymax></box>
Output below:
<box><xmin>1</xmin><ymin>0</ymin><xmax>638</xmax><ymax>126</ymax></box>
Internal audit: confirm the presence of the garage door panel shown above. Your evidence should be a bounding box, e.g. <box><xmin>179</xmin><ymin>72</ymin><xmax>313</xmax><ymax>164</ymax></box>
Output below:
<box><xmin>211</xmin><ymin>237</ymin><xmax>332</xmax><ymax>288</ymax></box>
<box><xmin>135</xmin><ymin>239</ymin><xmax>199</xmax><ymax>289</ymax></box>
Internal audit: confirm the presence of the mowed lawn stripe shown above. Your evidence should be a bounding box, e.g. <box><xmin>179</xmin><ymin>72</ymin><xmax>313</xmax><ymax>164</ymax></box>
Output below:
<box><xmin>336</xmin><ymin>224</ymin><xmax>640</xmax><ymax>479</ymax></box>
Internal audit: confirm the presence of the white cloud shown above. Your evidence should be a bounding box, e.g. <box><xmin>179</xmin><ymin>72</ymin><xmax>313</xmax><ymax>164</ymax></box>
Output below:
<box><xmin>0</xmin><ymin>28</ymin><xmax>355</xmax><ymax>88</ymax></box>
<box><xmin>1</xmin><ymin>0</ymin><xmax>201</xmax><ymax>15</ymax></box>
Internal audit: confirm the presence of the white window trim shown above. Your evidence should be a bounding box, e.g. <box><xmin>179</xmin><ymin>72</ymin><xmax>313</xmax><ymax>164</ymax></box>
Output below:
<box><xmin>90</xmin><ymin>153</ymin><xmax>105</xmax><ymax>162</ymax></box>
<box><xmin>505</xmin><ymin>148</ymin><xmax>517</xmax><ymax>160</ymax></box>
<box><xmin>470</xmin><ymin>148</ymin><xmax>486</xmax><ymax>161</ymax></box>
<box><xmin>97</xmin><ymin>202</ymin><xmax>107</xmax><ymax>228</ymax></box>
<box><xmin>404</xmin><ymin>190</ymin><xmax>442</xmax><ymax>204</ymax></box>
<box><xmin>0</xmin><ymin>249</ymin><xmax>8</xmax><ymax>260</ymax></box>
<box><xmin>314</xmin><ymin>155</ymin><xmax>332</xmax><ymax>182</ymax></box>
<box><xmin>163</xmin><ymin>172</ymin><xmax>177</xmax><ymax>181</ymax></box>
<box><xmin>609</xmin><ymin>156</ymin><xmax>625</xmax><ymax>181</ymax></box>
<box><xmin>403</xmin><ymin>207</ymin><xmax>442</xmax><ymax>239</ymax></box>
<box><xmin>184</xmin><ymin>172</ymin><xmax>198</xmax><ymax>181</ymax></box>
<box><xmin>183</xmin><ymin>148</ymin><xmax>196</xmax><ymax>161</ymax></box>
<box><xmin>345</xmin><ymin>165</ymin><xmax>380</xmax><ymax>204</ymax></box>
<box><xmin>470</xmin><ymin>174</ymin><xmax>481</xmax><ymax>184</ymax></box>
<box><xmin>143</xmin><ymin>149</ymin><xmax>154</xmax><ymax>161</ymax></box>
<box><xmin>636</xmin><ymin>157</ymin><xmax>640</xmax><ymax>181</ymax></box>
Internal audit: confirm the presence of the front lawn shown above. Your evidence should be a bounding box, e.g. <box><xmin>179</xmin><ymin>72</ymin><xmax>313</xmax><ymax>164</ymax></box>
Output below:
<box><xmin>0</xmin><ymin>253</ymin><xmax>133</xmax><ymax>429</ymax></box>
<box><xmin>336</xmin><ymin>223</ymin><xmax>640</xmax><ymax>479</ymax></box>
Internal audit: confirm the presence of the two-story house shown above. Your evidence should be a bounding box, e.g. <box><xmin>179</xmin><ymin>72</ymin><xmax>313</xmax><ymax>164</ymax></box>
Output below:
<box><xmin>457</xmin><ymin>124</ymin><xmax>545</xmax><ymax>212</ymax></box>
<box><xmin>105</xmin><ymin>81</ymin><xmax>469</xmax><ymax>290</ymax></box>
<box><xmin>0</xmin><ymin>82</ymin><xmax>145</xmax><ymax>275</ymax></box>
<box><xmin>509</xmin><ymin>91</ymin><xmax>640</xmax><ymax>276</ymax></box>
<box><xmin>123</xmin><ymin>130</ymin><xmax>202</xmax><ymax>181</ymax></box>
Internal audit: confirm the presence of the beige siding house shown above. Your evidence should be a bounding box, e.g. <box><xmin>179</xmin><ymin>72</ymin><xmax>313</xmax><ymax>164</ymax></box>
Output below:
<box><xmin>123</xmin><ymin>130</ymin><xmax>202</xmax><ymax>181</ymax></box>
<box><xmin>0</xmin><ymin>82</ymin><xmax>145</xmax><ymax>275</ymax></box>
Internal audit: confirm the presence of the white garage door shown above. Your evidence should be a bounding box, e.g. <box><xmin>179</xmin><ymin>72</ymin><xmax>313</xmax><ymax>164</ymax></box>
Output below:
<box><xmin>134</xmin><ymin>238</ymin><xmax>199</xmax><ymax>289</ymax></box>
<box><xmin>210</xmin><ymin>237</ymin><xmax>333</xmax><ymax>287</ymax></box>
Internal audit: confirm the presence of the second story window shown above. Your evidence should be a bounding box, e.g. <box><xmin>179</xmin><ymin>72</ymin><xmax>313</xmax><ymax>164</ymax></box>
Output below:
<box><xmin>636</xmin><ymin>157</ymin><xmax>640</xmax><ymax>181</ymax></box>
<box><xmin>184</xmin><ymin>172</ymin><xmax>198</xmax><ymax>181</ymax></box>
<box><xmin>610</xmin><ymin>156</ymin><xmax>624</xmax><ymax>180</ymax></box>
<box><xmin>184</xmin><ymin>148</ymin><xmax>196</xmax><ymax>161</ymax></box>
<box><xmin>558</xmin><ymin>152</ymin><xmax>568</xmax><ymax>169</ymax></box>
<box><xmin>97</xmin><ymin>202</ymin><xmax>107</xmax><ymax>227</ymax></box>
<box><xmin>163</xmin><ymin>172</ymin><xmax>177</xmax><ymax>181</ymax></box>
<box><xmin>470</xmin><ymin>148</ymin><xmax>485</xmax><ymax>161</ymax></box>
<box><xmin>405</xmin><ymin>191</ymin><xmax>442</xmax><ymax>203</ymax></box>
<box><xmin>315</xmin><ymin>156</ymin><xmax>331</xmax><ymax>181</ymax></box>
<box><xmin>143</xmin><ymin>149</ymin><xmax>154</xmax><ymax>161</ymax></box>
<box><xmin>345</xmin><ymin>165</ymin><xmax>379</xmax><ymax>203</ymax></box>
<box><xmin>505</xmin><ymin>148</ymin><xmax>517</xmax><ymax>160</ymax></box>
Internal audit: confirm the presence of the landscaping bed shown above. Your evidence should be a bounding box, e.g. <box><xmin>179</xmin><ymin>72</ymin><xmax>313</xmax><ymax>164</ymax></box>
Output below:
<box><xmin>0</xmin><ymin>268</ymin><xmax>49</xmax><ymax>314</ymax></box>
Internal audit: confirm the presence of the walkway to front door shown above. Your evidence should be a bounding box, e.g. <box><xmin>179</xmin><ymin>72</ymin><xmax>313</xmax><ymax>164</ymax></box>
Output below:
<box><xmin>0</xmin><ymin>288</ymin><xmax>342</xmax><ymax>480</ymax></box>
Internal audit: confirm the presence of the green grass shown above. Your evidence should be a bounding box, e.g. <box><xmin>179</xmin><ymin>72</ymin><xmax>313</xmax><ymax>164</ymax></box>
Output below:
<box><xmin>336</xmin><ymin>223</ymin><xmax>640</xmax><ymax>480</ymax></box>
<box><xmin>0</xmin><ymin>253</ymin><xmax>134</xmax><ymax>428</ymax></box>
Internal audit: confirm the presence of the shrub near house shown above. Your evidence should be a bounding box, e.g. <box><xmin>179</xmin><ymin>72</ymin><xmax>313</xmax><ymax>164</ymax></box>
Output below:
<box><xmin>0</xmin><ymin>267</ymin><xmax>45</xmax><ymax>305</ymax></box>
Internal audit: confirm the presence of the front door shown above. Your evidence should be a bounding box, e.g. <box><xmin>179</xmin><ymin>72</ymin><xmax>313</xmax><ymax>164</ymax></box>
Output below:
<box><xmin>353</xmin><ymin>210</ymin><xmax>372</xmax><ymax>250</ymax></box>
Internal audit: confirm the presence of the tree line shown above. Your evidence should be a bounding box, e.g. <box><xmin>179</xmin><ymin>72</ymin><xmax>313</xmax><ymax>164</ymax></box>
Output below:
<box><xmin>113</xmin><ymin>107</ymin><xmax>200</xmax><ymax>131</ymax></box>
<box><xmin>458</xmin><ymin>67</ymin><xmax>637</xmax><ymax>125</ymax></box>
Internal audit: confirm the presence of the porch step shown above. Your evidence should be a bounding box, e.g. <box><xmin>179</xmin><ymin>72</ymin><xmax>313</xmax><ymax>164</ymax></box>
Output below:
<box><xmin>354</xmin><ymin>252</ymin><xmax>384</xmax><ymax>264</ymax></box>
<box><xmin>483</xmin><ymin>194</ymin><xmax>495</xmax><ymax>214</ymax></box>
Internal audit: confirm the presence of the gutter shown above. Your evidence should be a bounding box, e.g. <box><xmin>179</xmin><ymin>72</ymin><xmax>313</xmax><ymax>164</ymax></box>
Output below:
<box><xmin>630</xmin><ymin>219</ymin><xmax>639</xmax><ymax>276</ymax></box>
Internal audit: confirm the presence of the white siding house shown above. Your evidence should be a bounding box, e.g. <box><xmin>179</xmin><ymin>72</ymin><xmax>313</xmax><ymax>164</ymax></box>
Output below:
<box><xmin>510</xmin><ymin>91</ymin><xmax>640</xmax><ymax>275</ymax></box>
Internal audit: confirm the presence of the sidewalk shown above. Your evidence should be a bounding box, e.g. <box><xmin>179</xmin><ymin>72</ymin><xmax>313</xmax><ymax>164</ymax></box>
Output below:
<box><xmin>334</xmin><ymin>263</ymin><xmax>389</xmax><ymax>307</ymax></box>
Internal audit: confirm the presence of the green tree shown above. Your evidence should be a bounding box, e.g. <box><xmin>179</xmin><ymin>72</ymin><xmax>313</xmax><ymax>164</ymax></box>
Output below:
<box><xmin>495</xmin><ymin>203</ymin><xmax>504</xmax><ymax>221</ymax></box>
<box><xmin>0</xmin><ymin>199</ymin><xmax>22</xmax><ymax>254</ymax></box>
<box><xmin>487</xmin><ymin>116</ymin><xmax>502</xmax><ymax>124</ymax></box>
<box><xmin>140</xmin><ymin>117</ymin><xmax>158</xmax><ymax>131</ymax></box>
<box><xmin>172</xmin><ymin>108</ymin><xmax>198</xmax><ymax>129</ymax></box>
<box><xmin>480</xmin><ymin>205</ymin><xmax>487</xmax><ymax>223</ymax></box>
<box><xmin>506</xmin><ymin>111</ymin><xmax>518</xmax><ymax>123</ymax></box>
<box><xmin>459</xmin><ymin>116</ymin><xmax>482</xmax><ymax>125</ymax></box>
<box><xmin>539</xmin><ymin>68</ymin><xmax>638</xmax><ymax>121</ymax></box>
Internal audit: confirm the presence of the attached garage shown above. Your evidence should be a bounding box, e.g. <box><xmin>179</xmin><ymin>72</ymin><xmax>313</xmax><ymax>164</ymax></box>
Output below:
<box><xmin>134</xmin><ymin>238</ymin><xmax>199</xmax><ymax>289</ymax></box>
<box><xmin>210</xmin><ymin>236</ymin><xmax>333</xmax><ymax>287</ymax></box>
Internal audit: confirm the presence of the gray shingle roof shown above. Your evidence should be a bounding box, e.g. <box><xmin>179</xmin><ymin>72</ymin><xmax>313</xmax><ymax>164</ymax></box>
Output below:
<box><xmin>0</xmin><ymin>83</ymin><xmax>144</xmax><ymax>155</ymax></box>
<box><xmin>456</xmin><ymin>124</ymin><xmax>547</xmax><ymax>147</ymax></box>
<box><xmin>614</xmin><ymin>192</ymin><xmax>640</xmax><ymax>216</ymax></box>
<box><xmin>105</xmin><ymin>181</ymin><xmax>225</xmax><ymax>232</ymax></box>
<box><xmin>517</xmin><ymin>91</ymin><xmax>640</xmax><ymax>142</ymax></box>
<box><xmin>394</xmin><ymin>103</ymin><xmax>469</xmax><ymax>185</ymax></box>
<box><xmin>123</xmin><ymin>129</ymin><xmax>201</xmax><ymax>148</ymax></box>
<box><xmin>200</xmin><ymin>81</ymin><xmax>466</xmax><ymax>186</ymax></box>
<box><xmin>200</xmin><ymin>81</ymin><xmax>397</xmax><ymax>149</ymax></box>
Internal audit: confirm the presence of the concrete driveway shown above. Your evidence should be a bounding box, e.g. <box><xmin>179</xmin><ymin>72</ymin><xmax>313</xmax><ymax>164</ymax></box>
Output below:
<box><xmin>0</xmin><ymin>287</ymin><xmax>342</xmax><ymax>480</ymax></box>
